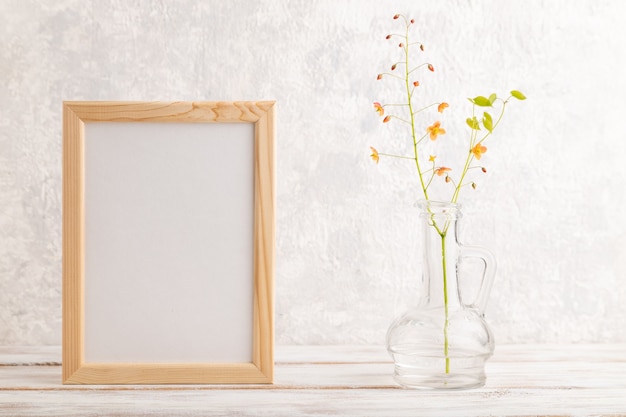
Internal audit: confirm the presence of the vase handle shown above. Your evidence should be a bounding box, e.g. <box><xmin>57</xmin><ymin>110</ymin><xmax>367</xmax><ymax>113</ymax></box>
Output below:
<box><xmin>459</xmin><ymin>245</ymin><xmax>497</xmax><ymax>314</ymax></box>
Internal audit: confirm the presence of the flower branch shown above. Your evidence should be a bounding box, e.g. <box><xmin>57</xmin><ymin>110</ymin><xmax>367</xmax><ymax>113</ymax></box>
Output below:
<box><xmin>370</xmin><ymin>14</ymin><xmax>525</xmax><ymax>202</ymax></box>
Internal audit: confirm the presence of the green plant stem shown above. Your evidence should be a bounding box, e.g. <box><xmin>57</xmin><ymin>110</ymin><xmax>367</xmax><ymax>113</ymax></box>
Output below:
<box><xmin>378</xmin><ymin>153</ymin><xmax>415</xmax><ymax>160</ymax></box>
<box><xmin>402</xmin><ymin>28</ymin><xmax>429</xmax><ymax>201</ymax></box>
<box><xmin>440</xmin><ymin>231</ymin><xmax>450</xmax><ymax>374</ymax></box>
<box><xmin>451</xmin><ymin>152</ymin><xmax>475</xmax><ymax>203</ymax></box>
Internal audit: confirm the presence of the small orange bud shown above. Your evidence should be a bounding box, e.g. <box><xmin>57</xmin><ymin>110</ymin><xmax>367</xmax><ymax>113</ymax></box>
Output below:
<box><xmin>393</xmin><ymin>14</ymin><xmax>400</xmax><ymax>19</ymax></box>
<box><xmin>420</xmin><ymin>44</ymin><xmax>424</xmax><ymax>51</ymax></box>
<box><xmin>385</xmin><ymin>34</ymin><xmax>391</xmax><ymax>40</ymax></box>
<box><xmin>391</xmin><ymin>64</ymin><xmax>397</xmax><ymax>71</ymax></box>
<box><xmin>472</xmin><ymin>182</ymin><xmax>477</xmax><ymax>189</ymax></box>
<box><xmin>383</xmin><ymin>115</ymin><xmax>391</xmax><ymax>123</ymax></box>
<box><xmin>377</xmin><ymin>74</ymin><xmax>383</xmax><ymax>80</ymax></box>
<box><xmin>413</xmin><ymin>81</ymin><xmax>420</xmax><ymax>87</ymax></box>
<box><xmin>410</xmin><ymin>19</ymin><xmax>415</xmax><ymax>24</ymax></box>
<box><xmin>481</xmin><ymin>167</ymin><xmax>487</xmax><ymax>173</ymax></box>
<box><xmin>437</xmin><ymin>102</ymin><xmax>449</xmax><ymax>113</ymax></box>
<box><xmin>445</xmin><ymin>175</ymin><xmax>451</xmax><ymax>183</ymax></box>
<box><xmin>399</xmin><ymin>43</ymin><xmax>404</xmax><ymax>48</ymax></box>
<box><xmin>428</xmin><ymin>63</ymin><xmax>434</xmax><ymax>72</ymax></box>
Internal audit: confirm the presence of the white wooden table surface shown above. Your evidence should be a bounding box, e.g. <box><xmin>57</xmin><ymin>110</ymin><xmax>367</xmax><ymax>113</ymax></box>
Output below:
<box><xmin>1</xmin><ymin>344</ymin><xmax>625</xmax><ymax>416</ymax></box>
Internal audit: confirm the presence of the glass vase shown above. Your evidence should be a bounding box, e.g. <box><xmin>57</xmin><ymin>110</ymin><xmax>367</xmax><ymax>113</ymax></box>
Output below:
<box><xmin>386</xmin><ymin>200</ymin><xmax>496</xmax><ymax>389</ymax></box>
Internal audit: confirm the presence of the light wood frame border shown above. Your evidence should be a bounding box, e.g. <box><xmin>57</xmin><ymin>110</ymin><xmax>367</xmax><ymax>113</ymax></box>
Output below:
<box><xmin>62</xmin><ymin>101</ymin><xmax>275</xmax><ymax>384</ymax></box>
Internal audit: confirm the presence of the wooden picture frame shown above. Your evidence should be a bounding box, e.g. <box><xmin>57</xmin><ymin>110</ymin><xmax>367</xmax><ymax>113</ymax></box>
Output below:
<box><xmin>62</xmin><ymin>101</ymin><xmax>275</xmax><ymax>384</ymax></box>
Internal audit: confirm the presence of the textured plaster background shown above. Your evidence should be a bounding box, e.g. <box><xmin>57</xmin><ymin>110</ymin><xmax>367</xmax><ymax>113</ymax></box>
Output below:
<box><xmin>1</xmin><ymin>0</ymin><xmax>625</xmax><ymax>346</ymax></box>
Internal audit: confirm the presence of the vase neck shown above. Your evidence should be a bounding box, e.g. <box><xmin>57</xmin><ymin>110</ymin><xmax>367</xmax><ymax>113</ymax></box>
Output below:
<box><xmin>418</xmin><ymin>201</ymin><xmax>462</xmax><ymax>309</ymax></box>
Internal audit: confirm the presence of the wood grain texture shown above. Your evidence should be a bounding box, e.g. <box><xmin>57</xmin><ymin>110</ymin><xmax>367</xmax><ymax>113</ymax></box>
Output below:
<box><xmin>63</xmin><ymin>101</ymin><xmax>274</xmax><ymax>123</ymax></box>
<box><xmin>252</xmin><ymin>102</ymin><xmax>276</xmax><ymax>382</ymax></box>
<box><xmin>62</xmin><ymin>101</ymin><xmax>275</xmax><ymax>384</ymax></box>
<box><xmin>64</xmin><ymin>363</ymin><xmax>270</xmax><ymax>385</ymax></box>
<box><xmin>1</xmin><ymin>345</ymin><xmax>626</xmax><ymax>416</ymax></box>
<box><xmin>62</xmin><ymin>103</ymin><xmax>85</xmax><ymax>383</ymax></box>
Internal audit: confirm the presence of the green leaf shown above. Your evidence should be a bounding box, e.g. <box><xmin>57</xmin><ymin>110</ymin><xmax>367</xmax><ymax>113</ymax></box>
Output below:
<box><xmin>488</xmin><ymin>93</ymin><xmax>497</xmax><ymax>104</ymax></box>
<box><xmin>511</xmin><ymin>90</ymin><xmax>527</xmax><ymax>100</ymax></box>
<box><xmin>483</xmin><ymin>112</ymin><xmax>493</xmax><ymax>132</ymax></box>
<box><xmin>471</xmin><ymin>96</ymin><xmax>493</xmax><ymax>107</ymax></box>
<box><xmin>466</xmin><ymin>117</ymin><xmax>481</xmax><ymax>130</ymax></box>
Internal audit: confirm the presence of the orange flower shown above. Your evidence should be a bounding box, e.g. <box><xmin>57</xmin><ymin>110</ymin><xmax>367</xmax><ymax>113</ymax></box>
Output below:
<box><xmin>373</xmin><ymin>102</ymin><xmax>384</xmax><ymax>116</ymax></box>
<box><xmin>370</xmin><ymin>147</ymin><xmax>379</xmax><ymax>164</ymax></box>
<box><xmin>428</xmin><ymin>155</ymin><xmax>436</xmax><ymax>162</ymax></box>
<box><xmin>471</xmin><ymin>143</ymin><xmax>488</xmax><ymax>160</ymax></box>
<box><xmin>438</xmin><ymin>102</ymin><xmax>449</xmax><ymax>113</ymax></box>
<box><xmin>434</xmin><ymin>167</ymin><xmax>452</xmax><ymax>176</ymax></box>
<box><xmin>427</xmin><ymin>121</ymin><xmax>446</xmax><ymax>140</ymax></box>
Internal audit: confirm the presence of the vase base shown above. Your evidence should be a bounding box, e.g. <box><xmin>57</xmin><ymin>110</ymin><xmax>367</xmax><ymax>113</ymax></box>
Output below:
<box><xmin>392</xmin><ymin>368</ymin><xmax>486</xmax><ymax>390</ymax></box>
<box><xmin>388</xmin><ymin>346</ymin><xmax>490</xmax><ymax>390</ymax></box>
